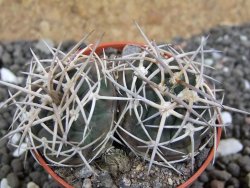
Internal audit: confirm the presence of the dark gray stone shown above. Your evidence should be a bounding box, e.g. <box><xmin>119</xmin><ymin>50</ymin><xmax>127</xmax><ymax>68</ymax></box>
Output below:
<box><xmin>13</xmin><ymin>56</ymin><xmax>26</xmax><ymax>65</ymax></box>
<box><xmin>237</xmin><ymin>155</ymin><xmax>250</xmax><ymax>172</ymax></box>
<box><xmin>1</xmin><ymin>153</ymin><xmax>11</xmax><ymax>164</ymax></box>
<box><xmin>9</xmin><ymin>64</ymin><xmax>21</xmax><ymax>74</ymax></box>
<box><xmin>61</xmin><ymin>40</ymin><xmax>77</xmax><ymax>52</ymax></box>
<box><xmin>209</xmin><ymin>169</ymin><xmax>232</xmax><ymax>181</ymax></box>
<box><xmin>0</xmin><ymin>137</ymin><xmax>8</xmax><ymax>148</ymax></box>
<box><xmin>5</xmin><ymin>43</ymin><xmax>14</xmax><ymax>52</ymax></box>
<box><xmin>119</xmin><ymin>176</ymin><xmax>132</xmax><ymax>188</ymax></box>
<box><xmin>243</xmin><ymin>147</ymin><xmax>250</xmax><ymax>155</ymax></box>
<box><xmin>29</xmin><ymin>171</ymin><xmax>48</xmax><ymax>187</ymax></box>
<box><xmin>104</xmin><ymin>47</ymin><xmax>118</xmax><ymax>57</ymax></box>
<box><xmin>96</xmin><ymin>171</ymin><xmax>114</xmax><ymax>188</ymax></box>
<box><xmin>7</xmin><ymin>172</ymin><xmax>20</xmax><ymax>188</ymax></box>
<box><xmin>0</xmin><ymin>87</ymin><xmax>8</xmax><ymax>101</ymax></box>
<box><xmin>190</xmin><ymin>181</ymin><xmax>204</xmax><ymax>188</ymax></box>
<box><xmin>206</xmin><ymin>164</ymin><xmax>215</xmax><ymax>171</ymax></box>
<box><xmin>1</xmin><ymin>52</ymin><xmax>12</xmax><ymax>64</ymax></box>
<box><xmin>122</xmin><ymin>45</ymin><xmax>142</xmax><ymax>57</ymax></box>
<box><xmin>0</xmin><ymin>45</ymin><xmax>3</xmax><ymax>56</ymax></box>
<box><xmin>198</xmin><ymin>171</ymin><xmax>209</xmax><ymax>182</ymax></box>
<box><xmin>227</xmin><ymin>177</ymin><xmax>240</xmax><ymax>188</ymax></box>
<box><xmin>41</xmin><ymin>180</ymin><xmax>61</xmax><ymax>188</ymax></box>
<box><xmin>11</xmin><ymin>158</ymin><xmax>23</xmax><ymax>173</ymax></box>
<box><xmin>0</xmin><ymin>119</ymin><xmax>8</xmax><ymax>130</ymax></box>
<box><xmin>210</xmin><ymin>179</ymin><xmax>225</xmax><ymax>188</ymax></box>
<box><xmin>0</xmin><ymin>164</ymin><xmax>11</xmax><ymax>178</ymax></box>
<box><xmin>227</xmin><ymin>162</ymin><xmax>240</xmax><ymax>177</ymax></box>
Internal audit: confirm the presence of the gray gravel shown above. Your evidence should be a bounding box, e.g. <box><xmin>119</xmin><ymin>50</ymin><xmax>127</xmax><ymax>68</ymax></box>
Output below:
<box><xmin>0</xmin><ymin>23</ymin><xmax>250</xmax><ymax>187</ymax></box>
<box><xmin>180</xmin><ymin>24</ymin><xmax>250</xmax><ymax>188</ymax></box>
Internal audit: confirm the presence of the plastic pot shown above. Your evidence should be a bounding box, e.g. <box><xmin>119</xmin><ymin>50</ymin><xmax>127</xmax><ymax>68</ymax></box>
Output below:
<box><xmin>33</xmin><ymin>42</ymin><xmax>223</xmax><ymax>188</ymax></box>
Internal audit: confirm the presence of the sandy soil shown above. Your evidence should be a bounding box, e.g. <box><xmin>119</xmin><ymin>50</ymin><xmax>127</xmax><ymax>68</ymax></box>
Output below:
<box><xmin>0</xmin><ymin>0</ymin><xmax>250</xmax><ymax>43</ymax></box>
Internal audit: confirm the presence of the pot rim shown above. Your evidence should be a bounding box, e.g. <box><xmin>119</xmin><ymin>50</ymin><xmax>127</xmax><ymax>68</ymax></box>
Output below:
<box><xmin>33</xmin><ymin>42</ymin><xmax>223</xmax><ymax>188</ymax></box>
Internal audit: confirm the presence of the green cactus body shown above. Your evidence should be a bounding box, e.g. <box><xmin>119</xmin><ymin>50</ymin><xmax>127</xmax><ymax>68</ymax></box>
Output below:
<box><xmin>112</xmin><ymin>45</ymin><xmax>216</xmax><ymax>168</ymax></box>
<box><xmin>10</xmin><ymin>49</ymin><xmax>117</xmax><ymax>167</ymax></box>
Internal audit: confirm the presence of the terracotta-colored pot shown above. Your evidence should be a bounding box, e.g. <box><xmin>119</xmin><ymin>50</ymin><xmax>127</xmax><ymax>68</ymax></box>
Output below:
<box><xmin>33</xmin><ymin>42</ymin><xmax>222</xmax><ymax>188</ymax></box>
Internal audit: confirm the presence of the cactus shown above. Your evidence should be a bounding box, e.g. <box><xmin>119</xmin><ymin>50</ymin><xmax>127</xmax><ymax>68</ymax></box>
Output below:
<box><xmin>0</xmin><ymin>24</ymin><xmax>249</xmax><ymax>176</ymax></box>
<box><xmin>103</xmin><ymin>24</ymin><xmax>250</xmax><ymax>174</ymax></box>
<box><xmin>0</xmin><ymin>37</ymin><xmax>118</xmax><ymax>170</ymax></box>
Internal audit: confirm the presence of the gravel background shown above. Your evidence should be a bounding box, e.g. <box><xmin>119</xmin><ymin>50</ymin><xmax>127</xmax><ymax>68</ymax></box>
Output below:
<box><xmin>0</xmin><ymin>23</ymin><xmax>250</xmax><ymax>188</ymax></box>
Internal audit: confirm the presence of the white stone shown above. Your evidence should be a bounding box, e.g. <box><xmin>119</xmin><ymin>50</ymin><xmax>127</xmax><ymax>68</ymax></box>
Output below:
<box><xmin>217</xmin><ymin>138</ymin><xmax>243</xmax><ymax>157</ymax></box>
<box><xmin>221</xmin><ymin>111</ymin><xmax>232</xmax><ymax>125</ymax></box>
<box><xmin>204</xmin><ymin>58</ymin><xmax>214</xmax><ymax>66</ymax></box>
<box><xmin>82</xmin><ymin>178</ymin><xmax>92</xmax><ymax>188</ymax></box>
<box><xmin>244</xmin><ymin>79</ymin><xmax>250</xmax><ymax>90</ymax></box>
<box><xmin>240</xmin><ymin>35</ymin><xmax>248</xmax><ymax>41</ymax></box>
<box><xmin>27</xmin><ymin>182</ymin><xmax>39</xmax><ymax>188</ymax></box>
<box><xmin>167</xmin><ymin>178</ymin><xmax>173</xmax><ymax>186</ymax></box>
<box><xmin>0</xmin><ymin>178</ymin><xmax>11</xmax><ymax>188</ymax></box>
<box><xmin>10</xmin><ymin>133</ymin><xmax>21</xmax><ymax>145</ymax></box>
<box><xmin>13</xmin><ymin>143</ymin><xmax>28</xmax><ymax>157</ymax></box>
<box><xmin>223</xmin><ymin>67</ymin><xmax>229</xmax><ymax>73</ymax></box>
<box><xmin>0</xmin><ymin>102</ymin><xmax>4</xmax><ymax>108</ymax></box>
<box><xmin>0</xmin><ymin>68</ymin><xmax>18</xmax><ymax>83</ymax></box>
<box><xmin>212</xmin><ymin>51</ymin><xmax>222</xmax><ymax>60</ymax></box>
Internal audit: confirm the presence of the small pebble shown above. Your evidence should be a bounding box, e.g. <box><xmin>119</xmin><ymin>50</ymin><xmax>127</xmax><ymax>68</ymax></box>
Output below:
<box><xmin>27</xmin><ymin>182</ymin><xmax>40</xmax><ymax>188</ymax></box>
<box><xmin>190</xmin><ymin>181</ymin><xmax>204</xmax><ymax>188</ymax></box>
<box><xmin>97</xmin><ymin>171</ymin><xmax>114</xmax><ymax>188</ymax></box>
<box><xmin>122</xmin><ymin>45</ymin><xmax>142</xmax><ymax>57</ymax></box>
<box><xmin>204</xmin><ymin>58</ymin><xmax>214</xmax><ymax>66</ymax></box>
<box><xmin>0</xmin><ymin>178</ymin><xmax>11</xmax><ymax>188</ymax></box>
<box><xmin>240</xmin><ymin>35</ymin><xmax>248</xmax><ymax>41</ymax></box>
<box><xmin>221</xmin><ymin>111</ymin><xmax>232</xmax><ymax>124</ymax></box>
<box><xmin>29</xmin><ymin>171</ymin><xmax>48</xmax><ymax>187</ymax></box>
<box><xmin>0</xmin><ymin>165</ymin><xmax>11</xmax><ymax>178</ymax></box>
<box><xmin>227</xmin><ymin>177</ymin><xmax>240</xmax><ymax>188</ymax></box>
<box><xmin>75</xmin><ymin>166</ymin><xmax>93</xmax><ymax>178</ymax></box>
<box><xmin>243</xmin><ymin>147</ymin><xmax>250</xmax><ymax>155</ymax></box>
<box><xmin>227</xmin><ymin>162</ymin><xmax>241</xmax><ymax>177</ymax></box>
<box><xmin>167</xmin><ymin>178</ymin><xmax>173</xmax><ymax>186</ymax></box>
<box><xmin>35</xmin><ymin>39</ymin><xmax>54</xmax><ymax>54</ymax></box>
<box><xmin>244</xmin><ymin>79</ymin><xmax>250</xmax><ymax>90</ymax></box>
<box><xmin>198</xmin><ymin>171</ymin><xmax>209</xmax><ymax>182</ymax></box>
<box><xmin>209</xmin><ymin>169</ymin><xmax>232</xmax><ymax>181</ymax></box>
<box><xmin>217</xmin><ymin>138</ymin><xmax>243</xmax><ymax>156</ymax></box>
<box><xmin>11</xmin><ymin>158</ymin><xmax>23</xmax><ymax>173</ymax></box>
<box><xmin>237</xmin><ymin>155</ymin><xmax>250</xmax><ymax>172</ymax></box>
<box><xmin>0</xmin><ymin>67</ymin><xmax>18</xmax><ymax>83</ymax></box>
<box><xmin>210</xmin><ymin>179</ymin><xmax>225</xmax><ymax>188</ymax></box>
<box><xmin>1</xmin><ymin>52</ymin><xmax>12</xmax><ymax>64</ymax></box>
<box><xmin>6</xmin><ymin>172</ymin><xmax>20</xmax><ymax>188</ymax></box>
<box><xmin>135</xmin><ymin>164</ymin><xmax>143</xmax><ymax>171</ymax></box>
<box><xmin>1</xmin><ymin>153</ymin><xmax>11</xmax><ymax>164</ymax></box>
<box><xmin>119</xmin><ymin>176</ymin><xmax>131</xmax><ymax>188</ymax></box>
<box><xmin>0</xmin><ymin>45</ymin><xmax>3</xmax><ymax>56</ymax></box>
<box><xmin>246</xmin><ymin>173</ymin><xmax>250</xmax><ymax>188</ymax></box>
<box><xmin>82</xmin><ymin>178</ymin><xmax>92</xmax><ymax>188</ymax></box>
